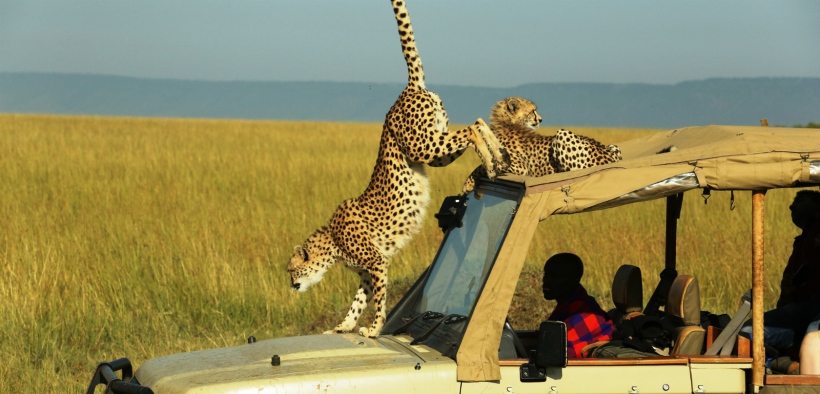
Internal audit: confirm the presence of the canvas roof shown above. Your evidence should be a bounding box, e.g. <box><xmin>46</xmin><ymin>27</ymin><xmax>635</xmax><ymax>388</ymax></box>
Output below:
<box><xmin>457</xmin><ymin>125</ymin><xmax>820</xmax><ymax>381</ymax></box>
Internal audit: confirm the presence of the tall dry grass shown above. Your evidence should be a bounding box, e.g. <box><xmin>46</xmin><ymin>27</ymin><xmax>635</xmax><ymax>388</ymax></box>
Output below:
<box><xmin>0</xmin><ymin>114</ymin><xmax>806</xmax><ymax>392</ymax></box>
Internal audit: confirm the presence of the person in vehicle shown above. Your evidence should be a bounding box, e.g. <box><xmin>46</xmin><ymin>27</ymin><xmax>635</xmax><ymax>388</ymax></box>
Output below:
<box><xmin>742</xmin><ymin>189</ymin><xmax>820</xmax><ymax>374</ymax></box>
<box><xmin>543</xmin><ymin>252</ymin><xmax>614</xmax><ymax>358</ymax></box>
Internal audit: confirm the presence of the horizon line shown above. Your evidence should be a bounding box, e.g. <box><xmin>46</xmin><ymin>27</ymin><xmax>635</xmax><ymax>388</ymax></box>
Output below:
<box><xmin>2</xmin><ymin>71</ymin><xmax>818</xmax><ymax>89</ymax></box>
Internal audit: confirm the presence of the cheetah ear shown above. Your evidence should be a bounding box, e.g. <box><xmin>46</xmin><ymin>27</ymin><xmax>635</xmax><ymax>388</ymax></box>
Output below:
<box><xmin>293</xmin><ymin>245</ymin><xmax>308</xmax><ymax>260</ymax></box>
<box><xmin>506</xmin><ymin>99</ymin><xmax>517</xmax><ymax>114</ymax></box>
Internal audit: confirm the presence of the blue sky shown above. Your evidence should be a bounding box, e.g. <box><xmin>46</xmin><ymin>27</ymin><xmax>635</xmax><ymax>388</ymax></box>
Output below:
<box><xmin>1</xmin><ymin>0</ymin><xmax>819</xmax><ymax>88</ymax></box>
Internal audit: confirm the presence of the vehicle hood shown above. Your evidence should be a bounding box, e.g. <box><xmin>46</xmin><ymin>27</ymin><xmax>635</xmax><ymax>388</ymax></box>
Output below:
<box><xmin>135</xmin><ymin>333</ymin><xmax>457</xmax><ymax>393</ymax></box>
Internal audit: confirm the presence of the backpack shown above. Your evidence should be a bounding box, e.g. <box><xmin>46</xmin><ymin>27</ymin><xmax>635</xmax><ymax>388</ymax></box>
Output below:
<box><xmin>590</xmin><ymin>340</ymin><xmax>659</xmax><ymax>358</ymax></box>
<box><xmin>611</xmin><ymin>314</ymin><xmax>677</xmax><ymax>355</ymax></box>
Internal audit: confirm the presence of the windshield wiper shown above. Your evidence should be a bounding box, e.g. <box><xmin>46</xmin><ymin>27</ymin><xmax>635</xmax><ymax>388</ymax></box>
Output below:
<box><xmin>391</xmin><ymin>311</ymin><xmax>444</xmax><ymax>336</ymax></box>
<box><xmin>410</xmin><ymin>314</ymin><xmax>467</xmax><ymax>345</ymax></box>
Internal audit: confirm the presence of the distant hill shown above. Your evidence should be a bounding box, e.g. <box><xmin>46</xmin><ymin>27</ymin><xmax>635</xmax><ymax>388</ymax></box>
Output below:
<box><xmin>1</xmin><ymin>72</ymin><xmax>818</xmax><ymax>128</ymax></box>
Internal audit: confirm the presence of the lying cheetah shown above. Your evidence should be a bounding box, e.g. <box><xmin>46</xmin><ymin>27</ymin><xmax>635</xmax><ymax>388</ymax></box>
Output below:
<box><xmin>462</xmin><ymin>97</ymin><xmax>622</xmax><ymax>194</ymax></box>
<box><xmin>287</xmin><ymin>0</ymin><xmax>505</xmax><ymax>338</ymax></box>
<box><xmin>462</xmin><ymin>97</ymin><xmax>547</xmax><ymax>193</ymax></box>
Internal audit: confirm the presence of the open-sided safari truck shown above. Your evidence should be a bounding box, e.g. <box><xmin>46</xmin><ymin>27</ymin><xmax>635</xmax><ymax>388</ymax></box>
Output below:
<box><xmin>89</xmin><ymin>125</ymin><xmax>820</xmax><ymax>394</ymax></box>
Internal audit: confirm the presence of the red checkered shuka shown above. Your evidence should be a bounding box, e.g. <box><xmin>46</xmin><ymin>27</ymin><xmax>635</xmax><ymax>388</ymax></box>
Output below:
<box><xmin>548</xmin><ymin>285</ymin><xmax>614</xmax><ymax>358</ymax></box>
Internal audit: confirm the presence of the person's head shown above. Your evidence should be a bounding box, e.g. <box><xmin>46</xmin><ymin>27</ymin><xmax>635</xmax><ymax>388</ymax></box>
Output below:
<box><xmin>542</xmin><ymin>253</ymin><xmax>584</xmax><ymax>301</ymax></box>
<box><xmin>790</xmin><ymin>190</ymin><xmax>820</xmax><ymax>230</ymax></box>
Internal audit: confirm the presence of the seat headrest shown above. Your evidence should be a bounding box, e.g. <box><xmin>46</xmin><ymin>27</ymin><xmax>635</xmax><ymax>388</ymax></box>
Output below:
<box><xmin>611</xmin><ymin>265</ymin><xmax>643</xmax><ymax>314</ymax></box>
<box><xmin>666</xmin><ymin>275</ymin><xmax>701</xmax><ymax>326</ymax></box>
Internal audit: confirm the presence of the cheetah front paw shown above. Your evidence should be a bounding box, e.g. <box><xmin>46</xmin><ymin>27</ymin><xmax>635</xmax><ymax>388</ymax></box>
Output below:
<box><xmin>476</xmin><ymin>118</ymin><xmax>506</xmax><ymax>167</ymax></box>
<box><xmin>358</xmin><ymin>326</ymin><xmax>380</xmax><ymax>338</ymax></box>
<box><xmin>484</xmin><ymin>164</ymin><xmax>498</xmax><ymax>181</ymax></box>
<box><xmin>495</xmin><ymin>147</ymin><xmax>511</xmax><ymax>173</ymax></box>
<box><xmin>324</xmin><ymin>320</ymin><xmax>356</xmax><ymax>334</ymax></box>
<box><xmin>472</xmin><ymin>119</ymin><xmax>503</xmax><ymax>180</ymax></box>
<box><xmin>467</xmin><ymin>119</ymin><xmax>498</xmax><ymax>180</ymax></box>
<box><xmin>462</xmin><ymin>178</ymin><xmax>476</xmax><ymax>195</ymax></box>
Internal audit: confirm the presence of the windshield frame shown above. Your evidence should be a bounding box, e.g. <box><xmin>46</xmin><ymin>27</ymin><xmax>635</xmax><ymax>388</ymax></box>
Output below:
<box><xmin>382</xmin><ymin>181</ymin><xmax>523</xmax><ymax>357</ymax></box>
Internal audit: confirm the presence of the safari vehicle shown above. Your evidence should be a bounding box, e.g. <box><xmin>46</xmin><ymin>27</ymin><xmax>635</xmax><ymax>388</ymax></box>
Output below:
<box><xmin>89</xmin><ymin>124</ymin><xmax>820</xmax><ymax>394</ymax></box>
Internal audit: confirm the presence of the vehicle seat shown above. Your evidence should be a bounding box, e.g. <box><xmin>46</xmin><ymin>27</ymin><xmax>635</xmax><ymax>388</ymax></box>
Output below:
<box><xmin>609</xmin><ymin>264</ymin><xmax>643</xmax><ymax>324</ymax></box>
<box><xmin>665</xmin><ymin>275</ymin><xmax>705</xmax><ymax>355</ymax></box>
<box><xmin>499</xmin><ymin>319</ymin><xmax>528</xmax><ymax>359</ymax></box>
<box><xmin>582</xmin><ymin>264</ymin><xmax>643</xmax><ymax>357</ymax></box>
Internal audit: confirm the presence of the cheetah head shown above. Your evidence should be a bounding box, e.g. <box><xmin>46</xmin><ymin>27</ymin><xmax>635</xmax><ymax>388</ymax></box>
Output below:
<box><xmin>287</xmin><ymin>230</ymin><xmax>335</xmax><ymax>292</ymax></box>
<box><xmin>492</xmin><ymin>97</ymin><xmax>542</xmax><ymax>131</ymax></box>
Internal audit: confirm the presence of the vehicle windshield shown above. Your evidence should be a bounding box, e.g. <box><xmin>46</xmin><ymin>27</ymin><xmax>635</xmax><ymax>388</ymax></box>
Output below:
<box><xmin>414</xmin><ymin>187</ymin><xmax>519</xmax><ymax>317</ymax></box>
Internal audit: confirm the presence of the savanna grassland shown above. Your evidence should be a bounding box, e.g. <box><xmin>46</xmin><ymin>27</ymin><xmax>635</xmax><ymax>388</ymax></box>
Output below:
<box><xmin>0</xmin><ymin>114</ymin><xmax>806</xmax><ymax>393</ymax></box>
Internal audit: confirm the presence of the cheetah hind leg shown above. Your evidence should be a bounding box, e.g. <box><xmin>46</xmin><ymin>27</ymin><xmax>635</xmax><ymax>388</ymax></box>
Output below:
<box><xmin>323</xmin><ymin>269</ymin><xmax>373</xmax><ymax>334</ymax></box>
<box><xmin>358</xmin><ymin>268</ymin><xmax>388</xmax><ymax>338</ymax></box>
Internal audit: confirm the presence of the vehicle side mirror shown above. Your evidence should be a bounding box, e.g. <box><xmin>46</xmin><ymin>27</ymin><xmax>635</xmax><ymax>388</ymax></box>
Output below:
<box><xmin>520</xmin><ymin>321</ymin><xmax>567</xmax><ymax>382</ymax></box>
<box><xmin>434</xmin><ymin>195</ymin><xmax>467</xmax><ymax>233</ymax></box>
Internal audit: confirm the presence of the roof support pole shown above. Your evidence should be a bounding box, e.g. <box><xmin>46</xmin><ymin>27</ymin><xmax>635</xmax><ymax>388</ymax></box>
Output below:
<box><xmin>643</xmin><ymin>193</ymin><xmax>683</xmax><ymax>315</ymax></box>
<box><xmin>752</xmin><ymin>190</ymin><xmax>766</xmax><ymax>389</ymax></box>
<box><xmin>665</xmin><ymin>193</ymin><xmax>684</xmax><ymax>271</ymax></box>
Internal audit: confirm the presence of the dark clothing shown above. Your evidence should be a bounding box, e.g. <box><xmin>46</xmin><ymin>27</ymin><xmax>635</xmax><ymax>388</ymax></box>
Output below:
<box><xmin>548</xmin><ymin>285</ymin><xmax>614</xmax><ymax>358</ymax></box>
<box><xmin>741</xmin><ymin>218</ymin><xmax>820</xmax><ymax>351</ymax></box>
<box><xmin>778</xmin><ymin>219</ymin><xmax>820</xmax><ymax>307</ymax></box>
<box><xmin>742</xmin><ymin>293</ymin><xmax>820</xmax><ymax>350</ymax></box>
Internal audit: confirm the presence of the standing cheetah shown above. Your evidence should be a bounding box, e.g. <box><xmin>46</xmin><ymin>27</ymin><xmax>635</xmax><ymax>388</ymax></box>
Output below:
<box><xmin>287</xmin><ymin>0</ymin><xmax>505</xmax><ymax>338</ymax></box>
